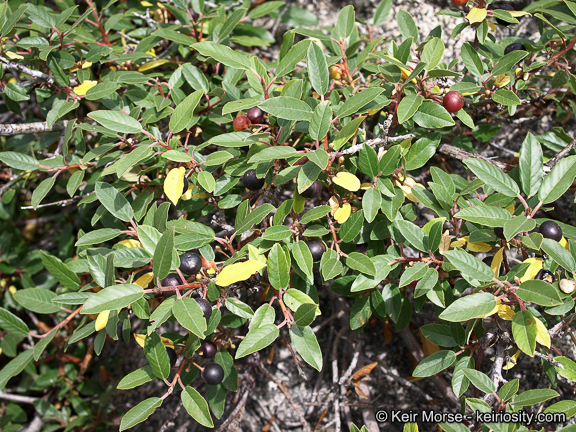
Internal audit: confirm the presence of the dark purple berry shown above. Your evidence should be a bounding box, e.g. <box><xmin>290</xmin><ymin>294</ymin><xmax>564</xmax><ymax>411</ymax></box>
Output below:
<box><xmin>539</xmin><ymin>220</ymin><xmax>562</xmax><ymax>241</ymax></box>
<box><xmin>494</xmin><ymin>227</ymin><xmax>505</xmax><ymax>240</ymax></box>
<box><xmin>203</xmin><ymin>362</ymin><xmax>224</xmax><ymax>385</ymax></box>
<box><xmin>179</xmin><ymin>252</ymin><xmax>202</xmax><ymax>275</ymax></box>
<box><xmin>243</xmin><ymin>169</ymin><xmax>265</xmax><ymax>190</ymax></box>
<box><xmin>200</xmin><ymin>341</ymin><xmax>217</xmax><ymax>358</ymax></box>
<box><xmin>247</xmin><ymin>106</ymin><xmax>264</xmax><ymax>124</ymax></box>
<box><xmin>307</xmin><ymin>240</ymin><xmax>326</xmax><ymax>261</ymax></box>
<box><xmin>504</xmin><ymin>42</ymin><xmax>525</xmax><ymax>55</ymax></box>
<box><xmin>196</xmin><ymin>298</ymin><xmax>212</xmax><ymax>320</ymax></box>
<box><xmin>301</xmin><ymin>180</ymin><xmax>322</xmax><ymax>198</ymax></box>
<box><xmin>162</xmin><ymin>273</ymin><xmax>182</xmax><ymax>287</ymax></box>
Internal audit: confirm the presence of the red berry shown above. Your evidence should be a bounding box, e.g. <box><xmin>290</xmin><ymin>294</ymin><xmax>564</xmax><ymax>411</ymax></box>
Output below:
<box><xmin>452</xmin><ymin>0</ymin><xmax>468</xmax><ymax>5</ymax></box>
<box><xmin>233</xmin><ymin>116</ymin><xmax>251</xmax><ymax>132</ymax></box>
<box><xmin>247</xmin><ymin>107</ymin><xmax>264</xmax><ymax>124</ymax></box>
<box><xmin>443</xmin><ymin>91</ymin><xmax>465</xmax><ymax>113</ymax></box>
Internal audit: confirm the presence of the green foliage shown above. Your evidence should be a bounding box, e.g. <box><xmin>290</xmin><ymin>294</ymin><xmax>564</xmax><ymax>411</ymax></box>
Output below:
<box><xmin>1</xmin><ymin>0</ymin><xmax>576</xmax><ymax>430</ymax></box>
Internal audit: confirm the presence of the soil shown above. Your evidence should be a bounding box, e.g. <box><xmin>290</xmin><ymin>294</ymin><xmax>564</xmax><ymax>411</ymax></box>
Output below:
<box><xmin>106</xmin><ymin>1</ymin><xmax>576</xmax><ymax>432</ymax></box>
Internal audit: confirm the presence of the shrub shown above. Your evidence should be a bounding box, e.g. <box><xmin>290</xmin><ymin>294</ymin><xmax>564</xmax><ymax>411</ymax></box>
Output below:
<box><xmin>1</xmin><ymin>0</ymin><xmax>576</xmax><ymax>430</ymax></box>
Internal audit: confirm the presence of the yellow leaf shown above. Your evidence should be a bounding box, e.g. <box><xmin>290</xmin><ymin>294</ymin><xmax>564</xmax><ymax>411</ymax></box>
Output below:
<box><xmin>439</xmin><ymin>230</ymin><xmax>451</xmax><ymax>255</ymax></box>
<box><xmin>328</xmin><ymin>196</ymin><xmax>340</xmax><ymax>215</ymax></box>
<box><xmin>9</xmin><ymin>285</ymin><xmax>17</xmax><ymax>294</ymax></box>
<box><xmin>7</xmin><ymin>77</ymin><xmax>17</xmax><ymax>84</ymax></box>
<box><xmin>333</xmin><ymin>172</ymin><xmax>361</xmax><ymax>192</ymax></box>
<box><xmin>467</xmin><ymin>7</ymin><xmax>487</xmax><ymax>24</ymax></box>
<box><xmin>560</xmin><ymin>236</ymin><xmax>569</xmax><ymax>250</ymax></box>
<box><xmin>140</xmin><ymin>1</ymin><xmax>154</xmax><ymax>6</ymax></box>
<box><xmin>488</xmin><ymin>22</ymin><xmax>496</xmax><ymax>31</ymax></box>
<box><xmin>492</xmin><ymin>247</ymin><xmax>504</xmax><ymax>277</ymax></box>
<box><xmin>451</xmin><ymin>236</ymin><xmax>469</xmax><ymax>248</ymax></box>
<box><xmin>118</xmin><ymin>239</ymin><xmax>142</xmax><ymax>248</ymax></box>
<box><xmin>135</xmin><ymin>271</ymin><xmax>154</xmax><ymax>288</ymax></box>
<box><xmin>181</xmin><ymin>182</ymin><xmax>193</xmax><ymax>200</ymax></box>
<box><xmin>134</xmin><ymin>333</ymin><xmax>175</xmax><ymax>349</ymax></box>
<box><xmin>73</xmin><ymin>80</ymin><xmax>98</xmax><ymax>96</ymax></box>
<box><xmin>534</xmin><ymin>317</ymin><xmax>551</xmax><ymax>348</ymax></box>
<box><xmin>520</xmin><ymin>257</ymin><xmax>543</xmax><ymax>282</ymax></box>
<box><xmin>468</xmin><ymin>241</ymin><xmax>492</xmax><ymax>253</ymax></box>
<box><xmin>498</xmin><ymin>304</ymin><xmax>515</xmax><ymax>321</ymax></box>
<box><xmin>95</xmin><ymin>310</ymin><xmax>110</xmax><ymax>331</ymax></box>
<box><xmin>138</xmin><ymin>59</ymin><xmax>170</xmax><ymax>72</ymax></box>
<box><xmin>506</xmin><ymin>204</ymin><xmax>515</xmax><ymax>215</ymax></box>
<box><xmin>360</xmin><ymin>182</ymin><xmax>372</xmax><ymax>190</ymax></box>
<box><xmin>493</xmin><ymin>74</ymin><xmax>511</xmax><ymax>88</ymax></box>
<box><xmin>216</xmin><ymin>260</ymin><xmax>267</xmax><ymax>286</ymax></box>
<box><xmin>502</xmin><ymin>349</ymin><xmax>520</xmax><ymax>370</ymax></box>
<box><xmin>334</xmin><ymin>203</ymin><xmax>351</xmax><ymax>223</ymax></box>
<box><xmin>509</xmin><ymin>11</ymin><xmax>531</xmax><ymax>17</ymax></box>
<box><xmin>164</xmin><ymin>167</ymin><xmax>186</xmax><ymax>205</ymax></box>
<box><xmin>396</xmin><ymin>177</ymin><xmax>422</xmax><ymax>203</ymax></box>
<box><xmin>5</xmin><ymin>51</ymin><xmax>23</xmax><ymax>60</ymax></box>
<box><xmin>146</xmin><ymin>48</ymin><xmax>157</xmax><ymax>58</ymax></box>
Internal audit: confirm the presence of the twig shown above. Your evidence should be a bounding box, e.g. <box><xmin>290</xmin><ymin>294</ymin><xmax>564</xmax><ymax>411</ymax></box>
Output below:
<box><xmin>549</xmin><ymin>313</ymin><xmax>576</xmax><ymax>338</ymax></box>
<box><xmin>118</xmin><ymin>31</ymin><xmax>140</xmax><ymax>44</ymax></box>
<box><xmin>438</xmin><ymin>143</ymin><xmax>509</xmax><ymax>171</ymax></box>
<box><xmin>22</xmin><ymin>415</ymin><xmax>43</xmax><ymax>432</ymax></box>
<box><xmin>20</xmin><ymin>193</ymin><xmax>92</xmax><ymax>210</ymax></box>
<box><xmin>133</xmin><ymin>11</ymin><xmax>158</xmax><ymax>31</ymax></box>
<box><xmin>338</xmin><ymin>341</ymin><xmax>361</xmax><ymax>385</ymax></box>
<box><xmin>545</xmin><ymin>137</ymin><xmax>576</xmax><ymax>171</ymax></box>
<box><xmin>0</xmin><ymin>390</ymin><xmax>39</xmax><ymax>404</ymax></box>
<box><xmin>0</xmin><ymin>57</ymin><xmax>78</xmax><ymax>87</ymax></box>
<box><xmin>331</xmin><ymin>327</ymin><xmax>347</xmax><ymax>432</ymax></box>
<box><xmin>0</xmin><ymin>120</ymin><xmax>70</xmax><ymax>137</ymax></box>
<box><xmin>0</xmin><ymin>173</ymin><xmax>24</xmax><ymax>198</ymax></box>
<box><xmin>534</xmin><ymin>351</ymin><xmax>565</xmax><ymax>368</ymax></box>
<box><xmin>483</xmin><ymin>335</ymin><xmax>507</xmax><ymax>406</ymax></box>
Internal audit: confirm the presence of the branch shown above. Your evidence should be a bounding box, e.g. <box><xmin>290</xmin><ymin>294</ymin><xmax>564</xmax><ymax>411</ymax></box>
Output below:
<box><xmin>0</xmin><ymin>56</ymin><xmax>78</xmax><ymax>87</ymax></box>
<box><xmin>132</xmin><ymin>11</ymin><xmax>158</xmax><ymax>31</ymax></box>
<box><xmin>0</xmin><ymin>120</ymin><xmax>70</xmax><ymax>137</ymax></box>
<box><xmin>545</xmin><ymin>137</ymin><xmax>576</xmax><ymax>171</ymax></box>
<box><xmin>20</xmin><ymin>193</ymin><xmax>92</xmax><ymax>210</ymax></box>
<box><xmin>438</xmin><ymin>143</ymin><xmax>509</xmax><ymax>171</ymax></box>
<box><xmin>0</xmin><ymin>390</ymin><xmax>39</xmax><ymax>404</ymax></box>
<box><xmin>549</xmin><ymin>313</ymin><xmax>576</xmax><ymax>338</ymax></box>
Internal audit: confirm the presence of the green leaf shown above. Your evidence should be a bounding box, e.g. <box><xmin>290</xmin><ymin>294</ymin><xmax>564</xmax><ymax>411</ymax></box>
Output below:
<box><xmin>75</xmin><ymin>228</ymin><xmax>122</xmax><ymax>246</ymax></box>
<box><xmin>249</xmin><ymin>304</ymin><xmax>276</xmax><ymax>331</ymax></box>
<box><xmin>261</xmin><ymin>225</ymin><xmax>293</xmax><ymax>241</ymax></box>
<box><xmin>275</xmin><ymin>39</ymin><xmax>311</xmax><ymax>77</ymax></box>
<box><xmin>405</xmin><ymin>134</ymin><xmax>441</xmax><ymax>170</ymax></box>
<box><xmin>454</xmin><ymin>206</ymin><xmax>511</xmax><ymax>227</ymax></box>
<box><xmin>172</xmin><ymin>297</ymin><xmax>207</xmax><ymax>338</ymax></box>
<box><xmin>399</xmin><ymin>262</ymin><xmax>428</xmax><ymax>288</ymax></box>
<box><xmin>462</xmin><ymin>368</ymin><xmax>496</xmax><ymax>394</ymax></box>
<box><xmin>413</xmin><ymin>101</ymin><xmax>455</xmax><ymax>128</ymax></box>
<box><xmin>81</xmin><ymin>284</ymin><xmax>143</xmax><ymax>314</ymax></box>
<box><xmin>235</xmin><ymin>203</ymin><xmax>275</xmax><ymax>235</ymax></box>
<box><xmin>13</xmin><ymin>288</ymin><xmax>60</xmax><ymax>314</ymax></box>
<box><xmin>332</xmin><ymin>116</ymin><xmax>365</xmax><ymax>150</ymax></box>
<box><xmin>268</xmin><ymin>244</ymin><xmax>290</xmax><ymax>290</ymax></box>
<box><xmin>555</xmin><ymin>356</ymin><xmax>576</xmax><ymax>382</ymax></box>
<box><xmin>181</xmin><ymin>386</ymin><xmax>214</xmax><ymax>427</ymax></box>
<box><xmin>395</xmin><ymin>220</ymin><xmax>426</xmax><ymax>252</ymax></box>
<box><xmin>235</xmin><ymin>324</ymin><xmax>279</xmax><ymax>359</ymax></box>
<box><xmin>363</xmin><ymin>188</ymin><xmax>381</xmax><ymax>223</ymax></box>
<box><xmin>439</xmin><ymin>292</ymin><xmax>497</xmax><ymax>322</ymax></box>
<box><xmin>492</xmin><ymin>89</ymin><xmax>521</xmax><ymax>106</ymax></box>
<box><xmin>512</xmin><ymin>309</ymin><xmax>537</xmax><ymax>357</ymax></box>
<box><xmin>290</xmin><ymin>325</ymin><xmax>322</xmax><ymax>371</ymax></box>
<box><xmin>461</xmin><ymin>43</ymin><xmax>484</xmax><ymax>76</ymax></box>
<box><xmin>334</xmin><ymin>5</ymin><xmax>355</xmax><ymax>40</ymax></box>
<box><xmin>95</xmin><ymin>182</ymin><xmax>134</xmax><ymax>222</ymax></box>
<box><xmin>443</xmin><ymin>249</ymin><xmax>494</xmax><ymax>282</ymax></box>
<box><xmin>492</xmin><ymin>51</ymin><xmax>529</xmax><ymax>76</ymax></box>
<box><xmin>151</xmin><ymin>29</ymin><xmax>196</xmax><ymax>45</ymax></box>
<box><xmin>248</xmin><ymin>146</ymin><xmax>297</xmax><ymax>164</ymax></box>
<box><xmin>170</xmin><ymin>89</ymin><xmax>204</xmax><ymax>133</ymax></box>
<box><xmin>31</xmin><ymin>177</ymin><xmax>55</xmax><ymax>209</ymax></box>
<box><xmin>541</xmin><ymin>238</ymin><xmax>576</xmax><ymax>272</ymax></box>
<box><xmin>294</xmin><ymin>304</ymin><xmax>317</xmax><ymax>327</ymax></box>
<box><xmin>0</xmin><ymin>349</ymin><xmax>34</xmax><ymax>390</ymax></box>
<box><xmin>518</xmin><ymin>133</ymin><xmax>543</xmax><ymax>197</ymax></box>
<box><xmin>301</xmin><ymin>205</ymin><xmax>331</xmax><ymax>224</ymax></box>
<box><xmin>307</xmin><ymin>42</ymin><xmax>329</xmax><ymax>95</ymax></box>
<box><xmin>516</xmin><ymin>280</ymin><xmax>563</xmax><ymax>306</ymax></box>
<box><xmin>144</xmin><ymin>332</ymin><xmax>170</xmax><ymax>379</ymax></box>
<box><xmin>307</xmin><ymin>148</ymin><xmax>329</xmax><ymax>170</ymax></box>
<box><xmin>513</xmin><ymin>389</ymin><xmax>559</xmax><ymax>407</ymax></box>
<box><xmin>40</xmin><ymin>251</ymin><xmax>81</xmax><ymax>290</ymax></box>
<box><xmin>538</xmin><ymin>156</ymin><xmax>576</xmax><ymax>204</ymax></box>
<box><xmin>117</xmin><ymin>366</ymin><xmax>156</xmax><ymax>390</ymax></box>
<box><xmin>119</xmin><ymin>397</ymin><xmax>162</xmax><ymax>431</ymax></box>
<box><xmin>0</xmin><ymin>151</ymin><xmax>39</xmax><ymax>170</ymax></box>
<box><xmin>373</xmin><ymin>0</ymin><xmax>392</xmax><ymax>26</ymax></box>
<box><xmin>259</xmin><ymin>96</ymin><xmax>313</xmax><ymax>121</ymax></box>
<box><xmin>88</xmin><ymin>110</ymin><xmax>142</xmax><ymax>134</ymax></box>
<box><xmin>0</xmin><ymin>307</ymin><xmax>29</xmax><ymax>338</ymax></box>
<box><xmin>197</xmin><ymin>171</ymin><xmax>216</xmax><ymax>193</ymax></box>
<box><xmin>191</xmin><ymin>41</ymin><xmax>251</xmax><ymax>70</ymax></box>
<box><xmin>291</xmin><ymin>241</ymin><xmax>314</xmax><ymax>278</ymax></box>
<box><xmin>464</xmin><ymin>158</ymin><xmax>519</xmax><ymax>197</ymax></box>
<box><xmin>413</xmin><ymin>350</ymin><xmax>456</xmax><ymax>377</ymax></box>
<box><xmin>397</xmin><ymin>94</ymin><xmax>423</xmax><ymax>124</ymax></box>
<box><xmin>309</xmin><ymin>100</ymin><xmax>332</xmax><ymax>141</ymax></box>
<box><xmin>397</xmin><ymin>9</ymin><xmax>418</xmax><ymax>41</ymax></box>
<box><xmin>421</xmin><ymin>37</ymin><xmax>444</xmax><ymax>70</ymax></box>
<box><xmin>359</xmin><ymin>144</ymin><xmax>379</xmax><ymax>178</ymax></box>
<box><xmin>153</xmin><ymin>228</ymin><xmax>175</xmax><ymax>280</ymax></box>
<box><xmin>337</xmin><ymin>88</ymin><xmax>384</xmax><ymax>119</ymax></box>
<box><xmin>346</xmin><ymin>252</ymin><xmax>376</xmax><ymax>276</ymax></box>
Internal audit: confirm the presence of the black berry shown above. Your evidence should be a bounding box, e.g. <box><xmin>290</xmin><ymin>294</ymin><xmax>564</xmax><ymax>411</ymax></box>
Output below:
<box><xmin>443</xmin><ymin>91</ymin><xmax>465</xmax><ymax>113</ymax></box>
<box><xmin>539</xmin><ymin>220</ymin><xmax>562</xmax><ymax>241</ymax></box>
<box><xmin>243</xmin><ymin>169</ymin><xmax>265</xmax><ymax>190</ymax></box>
<box><xmin>179</xmin><ymin>251</ymin><xmax>202</xmax><ymax>275</ymax></box>
<box><xmin>182</xmin><ymin>176</ymin><xmax>189</xmax><ymax>195</ymax></box>
<box><xmin>535</xmin><ymin>269</ymin><xmax>555</xmax><ymax>284</ymax></box>
<box><xmin>168</xmin><ymin>348</ymin><xmax>178</xmax><ymax>366</ymax></box>
<box><xmin>494</xmin><ymin>227</ymin><xmax>505</xmax><ymax>240</ymax></box>
<box><xmin>200</xmin><ymin>341</ymin><xmax>217</xmax><ymax>358</ymax></box>
<box><xmin>307</xmin><ymin>240</ymin><xmax>326</xmax><ymax>262</ymax></box>
<box><xmin>495</xmin><ymin>5</ymin><xmax>515</xmax><ymax>26</ymax></box>
<box><xmin>196</xmin><ymin>298</ymin><xmax>212</xmax><ymax>320</ymax></box>
<box><xmin>203</xmin><ymin>362</ymin><xmax>224</xmax><ymax>385</ymax></box>
<box><xmin>162</xmin><ymin>273</ymin><xmax>182</xmax><ymax>287</ymax></box>
<box><xmin>301</xmin><ymin>180</ymin><xmax>322</xmax><ymax>199</ymax></box>
<box><xmin>247</xmin><ymin>106</ymin><xmax>264</xmax><ymax>124</ymax></box>
<box><xmin>504</xmin><ymin>42</ymin><xmax>525</xmax><ymax>55</ymax></box>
